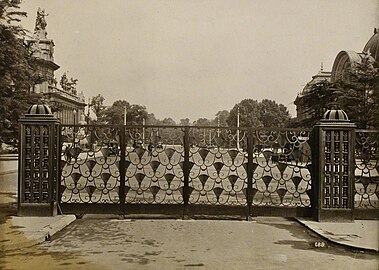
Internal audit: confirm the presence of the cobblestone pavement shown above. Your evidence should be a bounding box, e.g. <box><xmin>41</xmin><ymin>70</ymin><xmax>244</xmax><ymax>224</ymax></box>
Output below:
<box><xmin>1</xmin><ymin>215</ymin><xmax>378</xmax><ymax>270</ymax></box>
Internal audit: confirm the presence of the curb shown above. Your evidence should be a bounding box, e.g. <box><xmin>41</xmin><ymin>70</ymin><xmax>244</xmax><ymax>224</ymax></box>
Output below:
<box><xmin>0</xmin><ymin>170</ymin><xmax>17</xmax><ymax>176</ymax></box>
<box><xmin>0</xmin><ymin>155</ymin><xmax>18</xmax><ymax>161</ymax></box>
<box><xmin>295</xmin><ymin>218</ymin><xmax>379</xmax><ymax>254</ymax></box>
<box><xmin>2</xmin><ymin>215</ymin><xmax>76</xmax><ymax>252</ymax></box>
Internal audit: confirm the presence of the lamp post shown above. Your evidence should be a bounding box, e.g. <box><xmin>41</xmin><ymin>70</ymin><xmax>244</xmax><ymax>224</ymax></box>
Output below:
<box><xmin>217</xmin><ymin>116</ymin><xmax>220</xmax><ymax>137</ymax></box>
<box><xmin>124</xmin><ymin>105</ymin><xmax>127</xmax><ymax>125</ymax></box>
<box><xmin>237</xmin><ymin>106</ymin><xmax>240</xmax><ymax>151</ymax></box>
<box><xmin>73</xmin><ymin>109</ymin><xmax>77</xmax><ymax>125</ymax></box>
<box><xmin>87</xmin><ymin>97</ymin><xmax>91</xmax><ymax>124</ymax></box>
<box><xmin>142</xmin><ymin>118</ymin><xmax>146</xmax><ymax>147</ymax></box>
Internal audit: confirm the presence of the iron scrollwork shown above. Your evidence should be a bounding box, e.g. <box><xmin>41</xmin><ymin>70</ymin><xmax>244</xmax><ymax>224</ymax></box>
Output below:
<box><xmin>354</xmin><ymin>130</ymin><xmax>379</xmax><ymax>209</ymax></box>
<box><xmin>60</xmin><ymin>125</ymin><xmax>121</xmax><ymax>203</ymax></box>
<box><xmin>58</xmin><ymin>125</ymin><xmax>313</xmax><ymax>212</ymax></box>
<box><xmin>124</xmin><ymin>126</ymin><xmax>185</xmax><ymax>204</ymax></box>
<box><xmin>251</xmin><ymin>129</ymin><xmax>312</xmax><ymax>207</ymax></box>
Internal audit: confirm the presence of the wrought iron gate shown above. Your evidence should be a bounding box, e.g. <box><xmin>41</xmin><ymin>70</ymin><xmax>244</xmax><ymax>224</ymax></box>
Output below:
<box><xmin>58</xmin><ymin>125</ymin><xmax>313</xmax><ymax>218</ymax></box>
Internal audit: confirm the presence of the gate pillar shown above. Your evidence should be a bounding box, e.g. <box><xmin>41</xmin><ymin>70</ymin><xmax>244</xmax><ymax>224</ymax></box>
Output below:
<box><xmin>312</xmin><ymin>109</ymin><xmax>356</xmax><ymax>222</ymax></box>
<box><xmin>18</xmin><ymin>104</ymin><xmax>60</xmax><ymax>216</ymax></box>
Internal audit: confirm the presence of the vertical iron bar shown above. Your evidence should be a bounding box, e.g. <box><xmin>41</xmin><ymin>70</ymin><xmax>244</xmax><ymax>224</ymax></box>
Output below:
<box><xmin>57</xmin><ymin>124</ymin><xmax>63</xmax><ymax>205</ymax></box>
<box><xmin>38</xmin><ymin>126</ymin><xmax>43</xmax><ymax>203</ymax></box>
<box><xmin>339</xmin><ymin>131</ymin><xmax>343</xmax><ymax>207</ymax></box>
<box><xmin>246</xmin><ymin>128</ymin><xmax>254</xmax><ymax>220</ymax></box>
<box><xmin>48</xmin><ymin>125</ymin><xmax>53</xmax><ymax>204</ymax></box>
<box><xmin>119</xmin><ymin>125</ymin><xmax>126</xmax><ymax>213</ymax></box>
<box><xmin>183</xmin><ymin>126</ymin><xmax>190</xmax><ymax>218</ymax></box>
<box><xmin>348</xmin><ymin>129</ymin><xmax>356</xmax><ymax>211</ymax></box>
<box><xmin>30</xmin><ymin>126</ymin><xmax>35</xmax><ymax>202</ymax></box>
<box><xmin>330</xmin><ymin>131</ymin><xmax>335</xmax><ymax>208</ymax></box>
<box><xmin>18</xmin><ymin>124</ymin><xmax>25</xmax><ymax>205</ymax></box>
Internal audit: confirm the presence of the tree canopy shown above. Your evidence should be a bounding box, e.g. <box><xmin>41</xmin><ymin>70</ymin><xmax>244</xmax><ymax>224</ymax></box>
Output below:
<box><xmin>0</xmin><ymin>0</ymin><xmax>44</xmax><ymax>148</ymax></box>
<box><xmin>297</xmin><ymin>59</ymin><xmax>379</xmax><ymax>128</ymax></box>
<box><xmin>100</xmin><ymin>100</ymin><xmax>148</xmax><ymax>125</ymax></box>
<box><xmin>227</xmin><ymin>99</ymin><xmax>290</xmax><ymax>128</ymax></box>
<box><xmin>89</xmin><ymin>94</ymin><xmax>106</xmax><ymax>122</ymax></box>
<box><xmin>214</xmin><ymin>110</ymin><xmax>229</xmax><ymax>127</ymax></box>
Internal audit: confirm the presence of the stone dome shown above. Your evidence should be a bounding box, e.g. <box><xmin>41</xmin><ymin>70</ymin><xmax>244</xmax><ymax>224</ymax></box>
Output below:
<box><xmin>27</xmin><ymin>104</ymin><xmax>53</xmax><ymax>115</ymax></box>
<box><xmin>363</xmin><ymin>28</ymin><xmax>379</xmax><ymax>63</ymax></box>
<box><xmin>322</xmin><ymin>109</ymin><xmax>349</xmax><ymax>121</ymax></box>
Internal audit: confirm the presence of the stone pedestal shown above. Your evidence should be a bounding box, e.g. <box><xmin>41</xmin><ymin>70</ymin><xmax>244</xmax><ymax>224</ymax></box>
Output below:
<box><xmin>313</xmin><ymin>110</ymin><xmax>356</xmax><ymax>222</ymax></box>
<box><xmin>18</xmin><ymin>105</ymin><xmax>59</xmax><ymax>216</ymax></box>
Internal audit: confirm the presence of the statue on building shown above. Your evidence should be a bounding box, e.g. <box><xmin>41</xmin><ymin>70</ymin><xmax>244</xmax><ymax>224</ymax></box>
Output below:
<box><xmin>34</xmin><ymin>8</ymin><xmax>48</xmax><ymax>39</ymax></box>
<box><xmin>35</xmin><ymin>8</ymin><xmax>48</xmax><ymax>30</ymax></box>
<box><xmin>60</xmin><ymin>73</ymin><xmax>69</xmax><ymax>91</ymax></box>
<box><xmin>59</xmin><ymin>73</ymin><xmax>78</xmax><ymax>95</ymax></box>
<box><xmin>52</xmin><ymin>77</ymin><xmax>58</xmax><ymax>87</ymax></box>
<box><xmin>69</xmin><ymin>78</ymin><xmax>78</xmax><ymax>95</ymax></box>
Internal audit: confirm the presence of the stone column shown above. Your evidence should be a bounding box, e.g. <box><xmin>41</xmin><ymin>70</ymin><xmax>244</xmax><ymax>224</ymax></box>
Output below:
<box><xmin>18</xmin><ymin>105</ymin><xmax>60</xmax><ymax>216</ymax></box>
<box><xmin>312</xmin><ymin>109</ymin><xmax>356</xmax><ymax>222</ymax></box>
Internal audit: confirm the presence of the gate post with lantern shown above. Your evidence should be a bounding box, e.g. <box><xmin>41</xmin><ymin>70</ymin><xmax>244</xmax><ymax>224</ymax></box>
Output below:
<box><xmin>18</xmin><ymin>104</ymin><xmax>60</xmax><ymax>216</ymax></box>
<box><xmin>312</xmin><ymin>109</ymin><xmax>356</xmax><ymax>222</ymax></box>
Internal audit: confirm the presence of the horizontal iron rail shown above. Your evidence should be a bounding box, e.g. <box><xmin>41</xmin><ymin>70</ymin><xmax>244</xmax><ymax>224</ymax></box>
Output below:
<box><xmin>59</xmin><ymin>123</ymin><xmax>312</xmax><ymax>132</ymax></box>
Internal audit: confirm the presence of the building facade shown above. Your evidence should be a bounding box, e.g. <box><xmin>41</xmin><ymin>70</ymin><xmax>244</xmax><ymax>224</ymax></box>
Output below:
<box><xmin>28</xmin><ymin>8</ymin><xmax>86</xmax><ymax>124</ymax></box>
<box><xmin>294</xmin><ymin>66</ymin><xmax>331</xmax><ymax>122</ymax></box>
<box><xmin>294</xmin><ymin>28</ymin><xmax>379</xmax><ymax>123</ymax></box>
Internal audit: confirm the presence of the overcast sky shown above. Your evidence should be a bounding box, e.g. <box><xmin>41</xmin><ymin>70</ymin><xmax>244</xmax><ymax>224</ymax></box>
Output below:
<box><xmin>20</xmin><ymin>0</ymin><xmax>379</xmax><ymax>122</ymax></box>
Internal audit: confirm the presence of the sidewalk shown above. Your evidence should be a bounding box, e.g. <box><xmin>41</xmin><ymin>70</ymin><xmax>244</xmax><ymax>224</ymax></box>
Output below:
<box><xmin>0</xmin><ymin>155</ymin><xmax>18</xmax><ymax>175</ymax></box>
<box><xmin>2</xmin><ymin>214</ymin><xmax>377</xmax><ymax>253</ymax></box>
<box><xmin>296</xmin><ymin>218</ymin><xmax>379</xmax><ymax>252</ymax></box>
<box><xmin>0</xmin><ymin>215</ymin><xmax>76</xmax><ymax>252</ymax></box>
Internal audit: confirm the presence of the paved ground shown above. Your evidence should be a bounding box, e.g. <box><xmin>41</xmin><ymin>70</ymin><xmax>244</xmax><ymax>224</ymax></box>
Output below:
<box><xmin>1</xmin><ymin>215</ymin><xmax>378</xmax><ymax>270</ymax></box>
<box><xmin>1</xmin><ymin>159</ymin><xmax>378</xmax><ymax>269</ymax></box>
<box><xmin>0</xmin><ymin>158</ymin><xmax>18</xmax><ymax>176</ymax></box>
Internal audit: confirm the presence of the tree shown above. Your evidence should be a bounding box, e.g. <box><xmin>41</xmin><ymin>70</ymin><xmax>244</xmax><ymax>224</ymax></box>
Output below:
<box><xmin>227</xmin><ymin>99</ymin><xmax>262</xmax><ymax>127</ymax></box>
<box><xmin>259</xmin><ymin>99</ymin><xmax>291</xmax><ymax>128</ymax></box>
<box><xmin>128</xmin><ymin>104</ymin><xmax>148</xmax><ymax>125</ymax></box>
<box><xmin>227</xmin><ymin>99</ymin><xmax>291</xmax><ymax>128</ymax></box>
<box><xmin>90</xmin><ymin>94</ymin><xmax>106</xmax><ymax>121</ymax></box>
<box><xmin>146</xmin><ymin>113</ymin><xmax>158</xmax><ymax>125</ymax></box>
<box><xmin>214</xmin><ymin>110</ymin><xmax>229</xmax><ymax>127</ymax></box>
<box><xmin>158</xmin><ymin>118</ymin><xmax>176</xmax><ymax>125</ymax></box>
<box><xmin>333</xmin><ymin>59</ymin><xmax>378</xmax><ymax>128</ymax></box>
<box><xmin>101</xmin><ymin>100</ymin><xmax>148</xmax><ymax>125</ymax></box>
<box><xmin>179</xmin><ymin>118</ymin><xmax>190</xmax><ymax>126</ymax></box>
<box><xmin>297</xmin><ymin>59</ymin><xmax>379</xmax><ymax>128</ymax></box>
<box><xmin>0</xmin><ymin>1</ymin><xmax>44</xmax><ymax>148</ymax></box>
<box><xmin>193</xmin><ymin>118</ymin><xmax>212</xmax><ymax>126</ymax></box>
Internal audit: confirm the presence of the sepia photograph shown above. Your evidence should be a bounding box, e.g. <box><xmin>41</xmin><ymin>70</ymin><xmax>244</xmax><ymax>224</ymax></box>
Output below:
<box><xmin>1</xmin><ymin>0</ymin><xmax>378</xmax><ymax>269</ymax></box>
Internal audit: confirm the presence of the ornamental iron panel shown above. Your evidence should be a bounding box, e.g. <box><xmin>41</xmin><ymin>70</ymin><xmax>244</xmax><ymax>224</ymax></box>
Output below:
<box><xmin>124</xmin><ymin>126</ymin><xmax>185</xmax><ymax>204</ymax></box>
<box><xmin>188</xmin><ymin>127</ymin><xmax>248</xmax><ymax>207</ymax></box>
<box><xmin>323</xmin><ymin>130</ymin><xmax>350</xmax><ymax>209</ymax></box>
<box><xmin>59</xmin><ymin>125</ymin><xmax>121</xmax><ymax>204</ymax></box>
<box><xmin>250</xmin><ymin>129</ymin><xmax>312</xmax><ymax>208</ymax></box>
<box><xmin>58</xmin><ymin>125</ymin><xmax>313</xmax><ymax>218</ymax></box>
<box><xmin>354</xmin><ymin>130</ymin><xmax>379</xmax><ymax>210</ymax></box>
<box><xmin>23</xmin><ymin>125</ymin><xmax>51</xmax><ymax>203</ymax></box>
